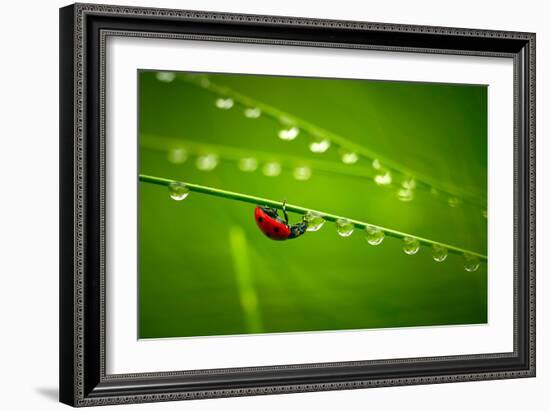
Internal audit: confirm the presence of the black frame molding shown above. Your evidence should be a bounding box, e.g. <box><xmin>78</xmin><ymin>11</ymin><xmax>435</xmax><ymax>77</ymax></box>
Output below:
<box><xmin>60</xmin><ymin>3</ymin><xmax>536</xmax><ymax>407</ymax></box>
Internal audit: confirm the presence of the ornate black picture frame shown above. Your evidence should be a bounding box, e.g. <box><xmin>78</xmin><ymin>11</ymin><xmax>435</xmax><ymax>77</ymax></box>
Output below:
<box><xmin>59</xmin><ymin>3</ymin><xmax>535</xmax><ymax>406</ymax></box>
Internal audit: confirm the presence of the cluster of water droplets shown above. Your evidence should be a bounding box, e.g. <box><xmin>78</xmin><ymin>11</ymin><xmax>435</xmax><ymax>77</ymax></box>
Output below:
<box><xmin>159</xmin><ymin>73</ymin><xmax>487</xmax><ymax>270</ymax></box>
<box><xmin>169</xmin><ymin>73</ymin><xmax>491</xmax><ymax>220</ymax></box>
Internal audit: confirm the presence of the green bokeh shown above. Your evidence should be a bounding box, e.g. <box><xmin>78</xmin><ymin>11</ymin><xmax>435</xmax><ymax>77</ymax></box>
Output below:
<box><xmin>138</xmin><ymin>71</ymin><xmax>487</xmax><ymax>339</ymax></box>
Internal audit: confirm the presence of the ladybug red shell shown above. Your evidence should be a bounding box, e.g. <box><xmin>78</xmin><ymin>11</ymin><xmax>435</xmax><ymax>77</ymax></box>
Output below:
<box><xmin>254</xmin><ymin>205</ymin><xmax>308</xmax><ymax>241</ymax></box>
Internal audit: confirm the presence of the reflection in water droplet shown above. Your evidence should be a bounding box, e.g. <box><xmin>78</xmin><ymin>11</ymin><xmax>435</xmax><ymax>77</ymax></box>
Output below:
<box><xmin>309</xmin><ymin>138</ymin><xmax>331</xmax><ymax>153</ymax></box>
<box><xmin>168</xmin><ymin>182</ymin><xmax>190</xmax><ymax>201</ymax></box>
<box><xmin>340</xmin><ymin>151</ymin><xmax>359</xmax><ymax>164</ymax></box>
<box><xmin>262</xmin><ymin>161</ymin><xmax>282</xmax><ymax>177</ymax></box>
<box><xmin>293</xmin><ymin>166</ymin><xmax>312</xmax><ymax>181</ymax></box>
<box><xmin>402</xmin><ymin>236</ymin><xmax>420</xmax><ymax>255</ymax></box>
<box><xmin>215</xmin><ymin>98</ymin><xmax>234</xmax><ymax>110</ymax></box>
<box><xmin>167</xmin><ymin>148</ymin><xmax>188</xmax><ymax>164</ymax></box>
<box><xmin>431</xmin><ymin>244</ymin><xmax>448</xmax><ymax>262</ymax></box>
<box><xmin>196</xmin><ymin>154</ymin><xmax>219</xmax><ymax>171</ymax></box>
<box><xmin>448</xmin><ymin>197</ymin><xmax>461</xmax><ymax>207</ymax></box>
<box><xmin>278</xmin><ymin>126</ymin><xmax>299</xmax><ymax>141</ymax></box>
<box><xmin>374</xmin><ymin>171</ymin><xmax>392</xmax><ymax>186</ymax></box>
<box><xmin>244</xmin><ymin>107</ymin><xmax>261</xmax><ymax>119</ymax></box>
<box><xmin>238</xmin><ymin>157</ymin><xmax>258</xmax><ymax>172</ymax></box>
<box><xmin>336</xmin><ymin>218</ymin><xmax>354</xmax><ymax>237</ymax></box>
<box><xmin>397</xmin><ymin>187</ymin><xmax>414</xmax><ymax>202</ymax></box>
<box><xmin>304</xmin><ymin>212</ymin><xmax>325</xmax><ymax>232</ymax></box>
<box><xmin>364</xmin><ymin>225</ymin><xmax>385</xmax><ymax>245</ymax></box>
<box><xmin>463</xmin><ymin>254</ymin><xmax>480</xmax><ymax>272</ymax></box>
<box><xmin>156</xmin><ymin>71</ymin><xmax>175</xmax><ymax>82</ymax></box>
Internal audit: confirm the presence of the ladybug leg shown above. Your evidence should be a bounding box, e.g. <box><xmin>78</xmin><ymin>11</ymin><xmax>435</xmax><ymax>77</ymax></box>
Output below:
<box><xmin>282</xmin><ymin>199</ymin><xmax>289</xmax><ymax>225</ymax></box>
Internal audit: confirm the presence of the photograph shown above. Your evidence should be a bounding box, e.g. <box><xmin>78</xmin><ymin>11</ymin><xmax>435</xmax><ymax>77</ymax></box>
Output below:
<box><xmin>138</xmin><ymin>70</ymin><xmax>488</xmax><ymax>339</ymax></box>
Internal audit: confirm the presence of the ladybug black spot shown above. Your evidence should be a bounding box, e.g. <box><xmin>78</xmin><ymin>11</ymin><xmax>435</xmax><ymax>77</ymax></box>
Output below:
<box><xmin>258</xmin><ymin>217</ymin><xmax>263</xmax><ymax>223</ymax></box>
<box><xmin>273</xmin><ymin>227</ymin><xmax>279</xmax><ymax>233</ymax></box>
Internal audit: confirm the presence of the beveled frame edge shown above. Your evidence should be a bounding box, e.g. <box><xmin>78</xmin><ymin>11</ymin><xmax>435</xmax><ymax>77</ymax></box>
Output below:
<box><xmin>60</xmin><ymin>2</ymin><xmax>536</xmax><ymax>407</ymax></box>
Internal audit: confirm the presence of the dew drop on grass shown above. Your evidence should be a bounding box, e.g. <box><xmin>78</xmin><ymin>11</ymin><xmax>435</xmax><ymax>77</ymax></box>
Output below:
<box><xmin>397</xmin><ymin>187</ymin><xmax>414</xmax><ymax>202</ymax></box>
<box><xmin>304</xmin><ymin>212</ymin><xmax>325</xmax><ymax>232</ymax></box>
<box><xmin>340</xmin><ymin>151</ymin><xmax>359</xmax><ymax>164</ymax></box>
<box><xmin>448</xmin><ymin>197</ymin><xmax>461</xmax><ymax>208</ymax></box>
<box><xmin>215</xmin><ymin>97</ymin><xmax>234</xmax><ymax>110</ymax></box>
<box><xmin>402</xmin><ymin>177</ymin><xmax>416</xmax><ymax>190</ymax></box>
<box><xmin>336</xmin><ymin>218</ymin><xmax>354</xmax><ymax>237</ymax></box>
<box><xmin>402</xmin><ymin>236</ymin><xmax>420</xmax><ymax>255</ymax></box>
<box><xmin>364</xmin><ymin>225</ymin><xmax>385</xmax><ymax>245</ymax></box>
<box><xmin>156</xmin><ymin>71</ymin><xmax>175</xmax><ymax>82</ymax></box>
<box><xmin>244</xmin><ymin>107</ymin><xmax>261</xmax><ymax>119</ymax></box>
<box><xmin>431</xmin><ymin>244</ymin><xmax>448</xmax><ymax>262</ymax></box>
<box><xmin>463</xmin><ymin>254</ymin><xmax>480</xmax><ymax>272</ymax></box>
<box><xmin>196</xmin><ymin>154</ymin><xmax>219</xmax><ymax>171</ymax></box>
<box><xmin>168</xmin><ymin>182</ymin><xmax>190</xmax><ymax>201</ymax></box>
<box><xmin>167</xmin><ymin>148</ymin><xmax>188</xmax><ymax>164</ymax></box>
<box><xmin>238</xmin><ymin>157</ymin><xmax>258</xmax><ymax>172</ymax></box>
<box><xmin>293</xmin><ymin>166</ymin><xmax>312</xmax><ymax>181</ymax></box>
<box><xmin>374</xmin><ymin>171</ymin><xmax>392</xmax><ymax>186</ymax></box>
<box><xmin>309</xmin><ymin>138</ymin><xmax>331</xmax><ymax>153</ymax></box>
<box><xmin>278</xmin><ymin>126</ymin><xmax>299</xmax><ymax>141</ymax></box>
<box><xmin>372</xmin><ymin>158</ymin><xmax>382</xmax><ymax>170</ymax></box>
<box><xmin>262</xmin><ymin>161</ymin><xmax>282</xmax><ymax>177</ymax></box>
<box><xmin>482</xmin><ymin>209</ymin><xmax>488</xmax><ymax>219</ymax></box>
<box><xmin>199</xmin><ymin>76</ymin><xmax>210</xmax><ymax>88</ymax></box>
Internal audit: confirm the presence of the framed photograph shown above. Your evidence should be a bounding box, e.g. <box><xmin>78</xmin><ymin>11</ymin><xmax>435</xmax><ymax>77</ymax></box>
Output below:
<box><xmin>59</xmin><ymin>3</ymin><xmax>536</xmax><ymax>407</ymax></box>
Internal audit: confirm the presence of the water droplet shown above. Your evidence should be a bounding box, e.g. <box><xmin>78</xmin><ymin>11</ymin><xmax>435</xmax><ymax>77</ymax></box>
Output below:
<box><xmin>262</xmin><ymin>161</ymin><xmax>282</xmax><ymax>177</ymax></box>
<box><xmin>397</xmin><ymin>187</ymin><xmax>414</xmax><ymax>202</ymax></box>
<box><xmin>448</xmin><ymin>197</ymin><xmax>461</xmax><ymax>208</ymax></box>
<box><xmin>482</xmin><ymin>209</ymin><xmax>488</xmax><ymax>219</ymax></box>
<box><xmin>374</xmin><ymin>171</ymin><xmax>392</xmax><ymax>186</ymax></box>
<box><xmin>309</xmin><ymin>138</ymin><xmax>331</xmax><ymax>153</ymax></box>
<box><xmin>244</xmin><ymin>107</ymin><xmax>261</xmax><ymax>119</ymax></box>
<box><xmin>340</xmin><ymin>151</ymin><xmax>359</xmax><ymax>164</ymax></box>
<box><xmin>336</xmin><ymin>218</ymin><xmax>354</xmax><ymax>237</ymax></box>
<box><xmin>402</xmin><ymin>177</ymin><xmax>416</xmax><ymax>190</ymax></box>
<box><xmin>293</xmin><ymin>166</ymin><xmax>312</xmax><ymax>181</ymax></box>
<box><xmin>196</xmin><ymin>154</ymin><xmax>219</xmax><ymax>171</ymax></box>
<box><xmin>364</xmin><ymin>225</ymin><xmax>385</xmax><ymax>245</ymax></box>
<box><xmin>167</xmin><ymin>148</ymin><xmax>188</xmax><ymax>164</ymax></box>
<box><xmin>156</xmin><ymin>71</ymin><xmax>175</xmax><ymax>82</ymax></box>
<box><xmin>402</xmin><ymin>236</ymin><xmax>420</xmax><ymax>255</ymax></box>
<box><xmin>168</xmin><ymin>182</ymin><xmax>190</xmax><ymax>201</ymax></box>
<box><xmin>431</xmin><ymin>244</ymin><xmax>448</xmax><ymax>262</ymax></box>
<box><xmin>199</xmin><ymin>76</ymin><xmax>210</xmax><ymax>88</ymax></box>
<box><xmin>278</xmin><ymin>126</ymin><xmax>299</xmax><ymax>141</ymax></box>
<box><xmin>238</xmin><ymin>157</ymin><xmax>258</xmax><ymax>172</ymax></box>
<box><xmin>430</xmin><ymin>187</ymin><xmax>440</xmax><ymax>196</ymax></box>
<box><xmin>304</xmin><ymin>212</ymin><xmax>325</xmax><ymax>232</ymax></box>
<box><xmin>372</xmin><ymin>158</ymin><xmax>382</xmax><ymax>170</ymax></box>
<box><xmin>463</xmin><ymin>254</ymin><xmax>480</xmax><ymax>272</ymax></box>
<box><xmin>215</xmin><ymin>98</ymin><xmax>234</xmax><ymax>110</ymax></box>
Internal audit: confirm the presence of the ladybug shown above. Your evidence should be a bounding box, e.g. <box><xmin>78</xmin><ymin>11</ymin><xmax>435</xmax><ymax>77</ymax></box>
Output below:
<box><xmin>254</xmin><ymin>201</ymin><xmax>308</xmax><ymax>241</ymax></box>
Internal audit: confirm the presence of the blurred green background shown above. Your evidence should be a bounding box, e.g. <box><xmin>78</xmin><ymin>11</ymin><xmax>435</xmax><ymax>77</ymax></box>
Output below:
<box><xmin>138</xmin><ymin>70</ymin><xmax>488</xmax><ymax>339</ymax></box>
